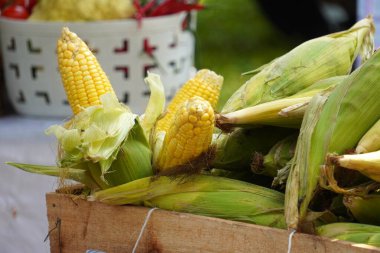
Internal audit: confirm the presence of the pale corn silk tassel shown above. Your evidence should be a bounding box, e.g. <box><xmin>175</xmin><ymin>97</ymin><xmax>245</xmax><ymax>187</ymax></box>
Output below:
<box><xmin>287</xmin><ymin>229</ymin><xmax>297</xmax><ymax>253</ymax></box>
<box><xmin>132</xmin><ymin>207</ymin><xmax>159</xmax><ymax>253</ymax></box>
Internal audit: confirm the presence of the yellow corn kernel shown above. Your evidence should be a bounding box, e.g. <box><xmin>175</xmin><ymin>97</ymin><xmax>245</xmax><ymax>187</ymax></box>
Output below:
<box><xmin>156</xmin><ymin>96</ymin><xmax>215</xmax><ymax>172</ymax></box>
<box><xmin>155</xmin><ymin>69</ymin><xmax>223</xmax><ymax>133</ymax></box>
<box><xmin>57</xmin><ymin>27</ymin><xmax>115</xmax><ymax>115</ymax></box>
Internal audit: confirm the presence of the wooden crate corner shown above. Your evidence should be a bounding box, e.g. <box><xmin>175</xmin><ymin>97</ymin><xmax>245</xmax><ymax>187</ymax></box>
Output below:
<box><xmin>46</xmin><ymin>192</ymin><xmax>380</xmax><ymax>253</ymax></box>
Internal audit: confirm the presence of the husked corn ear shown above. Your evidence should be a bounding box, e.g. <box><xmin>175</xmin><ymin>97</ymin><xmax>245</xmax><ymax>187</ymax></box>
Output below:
<box><xmin>222</xmin><ymin>17</ymin><xmax>374</xmax><ymax>113</ymax></box>
<box><xmin>57</xmin><ymin>27</ymin><xmax>115</xmax><ymax>115</ymax></box>
<box><xmin>343</xmin><ymin>194</ymin><xmax>380</xmax><ymax>226</ymax></box>
<box><xmin>155</xmin><ymin>96</ymin><xmax>215</xmax><ymax>172</ymax></box>
<box><xmin>285</xmin><ymin>47</ymin><xmax>380</xmax><ymax>230</ymax></box>
<box><xmin>156</xmin><ymin>69</ymin><xmax>223</xmax><ymax>133</ymax></box>
<box><xmin>317</xmin><ymin>222</ymin><xmax>380</xmax><ymax>248</ymax></box>
<box><xmin>356</xmin><ymin>119</ymin><xmax>380</xmax><ymax>153</ymax></box>
<box><xmin>329</xmin><ymin>150</ymin><xmax>380</xmax><ymax>182</ymax></box>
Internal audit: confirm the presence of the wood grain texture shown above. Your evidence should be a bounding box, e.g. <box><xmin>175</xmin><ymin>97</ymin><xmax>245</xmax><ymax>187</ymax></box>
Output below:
<box><xmin>46</xmin><ymin>193</ymin><xmax>380</xmax><ymax>253</ymax></box>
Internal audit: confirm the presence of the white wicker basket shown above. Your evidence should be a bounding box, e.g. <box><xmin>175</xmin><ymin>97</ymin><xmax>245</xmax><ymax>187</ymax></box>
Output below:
<box><xmin>0</xmin><ymin>12</ymin><xmax>195</xmax><ymax>117</ymax></box>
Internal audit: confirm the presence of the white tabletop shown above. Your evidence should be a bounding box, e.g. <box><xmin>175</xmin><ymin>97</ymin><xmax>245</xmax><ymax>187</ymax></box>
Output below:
<box><xmin>0</xmin><ymin>115</ymin><xmax>65</xmax><ymax>253</ymax></box>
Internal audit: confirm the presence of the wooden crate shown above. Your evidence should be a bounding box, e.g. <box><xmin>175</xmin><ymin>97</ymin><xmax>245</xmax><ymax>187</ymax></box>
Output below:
<box><xmin>46</xmin><ymin>193</ymin><xmax>380</xmax><ymax>253</ymax></box>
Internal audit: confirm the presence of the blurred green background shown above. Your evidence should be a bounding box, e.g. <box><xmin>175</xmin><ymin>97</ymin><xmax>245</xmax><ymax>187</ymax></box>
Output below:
<box><xmin>194</xmin><ymin>0</ymin><xmax>298</xmax><ymax>110</ymax></box>
<box><xmin>194</xmin><ymin>0</ymin><xmax>356</xmax><ymax>110</ymax></box>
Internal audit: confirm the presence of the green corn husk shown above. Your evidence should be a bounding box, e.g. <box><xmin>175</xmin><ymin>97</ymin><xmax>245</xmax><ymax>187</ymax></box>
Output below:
<box><xmin>356</xmin><ymin>119</ymin><xmax>380</xmax><ymax>154</ymax></box>
<box><xmin>144</xmin><ymin>191</ymin><xmax>286</xmax><ymax>228</ymax></box>
<box><xmin>221</xmin><ymin>17</ymin><xmax>374</xmax><ymax>113</ymax></box>
<box><xmin>102</xmin><ymin>121</ymin><xmax>153</xmax><ymax>186</ymax></box>
<box><xmin>7</xmin><ymin>93</ymin><xmax>154</xmax><ymax>190</ymax></box>
<box><xmin>285</xmin><ymin>47</ymin><xmax>380</xmax><ymax>230</ymax></box>
<box><xmin>5</xmin><ymin>163</ymin><xmax>100</xmax><ymax>189</ymax></box>
<box><xmin>92</xmin><ymin>174</ymin><xmax>284</xmax><ymax>205</ymax></box>
<box><xmin>92</xmin><ymin>174</ymin><xmax>286</xmax><ymax>228</ymax></box>
<box><xmin>317</xmin><ymin>222</ymin><xmax>380</xmax><ymax>248</ymax></box>
<box><xmin>92</xmin><ymin>174</ymin><xmax>335</xmax><ymax>229</ymax></box>
<box><xmin>139</xmin><ymin>72</ymin><xmax>166</xmax><ymax>140</ymax></box>
<box><xmin>344</xmin><ymin>194</ymin><xmax>380</xmax><ymax>225</ymax></box>
<box><xmin>217</xmin><ymin>76</ymin><xmax>344</xmax><ymax>129</ymax></box>
<box><xmin>252</xmin><ymin>134</ymin><xmax>298</xmax><ymax>177</ymax></box>
<box><xmin>210</xmin><ymin>126</ymin><xmax>296</xmax><ymax>172</ymax></box>
<box><xmin>272</xmin><ymin>158</ymin><xmax>293</xmax><ymax>188</ymax></box>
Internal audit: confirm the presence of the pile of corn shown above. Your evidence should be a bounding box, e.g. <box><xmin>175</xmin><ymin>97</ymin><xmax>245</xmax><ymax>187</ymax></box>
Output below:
<box><xmin>8</xmin><ymin>16</ymin><xmax>380</xmax><ymax>247</ymax></box>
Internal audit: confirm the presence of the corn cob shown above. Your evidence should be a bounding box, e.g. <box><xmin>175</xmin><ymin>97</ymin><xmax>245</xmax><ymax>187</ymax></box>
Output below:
<box><xmin>222</xmin><ymin>17</ymin><xmax>374</xmax><ymax>113</ymax></box>
<box><xmin>92</xmin><ymin>174</ymin><xmax>286</xmax><ymax>228</ymax></box>
<box><xmin>57</xmin><ymin>27</ymin><xmax>115</xmax><ymax>115</ymax></box>
<box><xmin>329</xmin><ymin>150</ymin><xmax>380</xmax><ymax>183</ymax></box>
<box><xmin>217</xmin><ymin>76</ymin><xmax>344</xmax><ymax>129</ymax></box>
<box><xmin>155</xmin><ymin>96</ymin><xmax>215</xmax><ymax>173</ymax></box>
<box><xmin>317</xmin><ymin>222</ymin><xmax>380</xmax><ymax>248</ymax></box>
<box><xmin>211</xmin><ymin>126</ymin><xmax>296</xmax><ymax>172</ymax></box>
<box><xmin>343</xmin><ymin>194</ymin><xmax>380</xmax><ymax>226</ymax></box>
<box><xmin>30</xmin><ymin>0</ymin><xmax>135</xmax><ymax>21</ymax></box>
<box><xmin>285</xmin><ymin>46</ymin><xmax>380</xmax><ymax>230</ymax></box>
<box><xmin>356</xmin><ymin>119</ymin><xmax>380</xmax><ymax>154</ymax></box>
<box><xmin>155</xmin><ymin>69</ymin><xmax>223</xmax><ymax>133</ymax></box>
<box><xmin>251</xmin><ymin>134</ymin><xmax>297</xmax><ymax>178</ymax></box>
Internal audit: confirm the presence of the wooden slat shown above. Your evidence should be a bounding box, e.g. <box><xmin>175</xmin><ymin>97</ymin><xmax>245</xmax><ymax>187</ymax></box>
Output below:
<box><xmin>46</xmin><ymin>193</ymin><xmax>380</xmax><ymax>253</ymax></box>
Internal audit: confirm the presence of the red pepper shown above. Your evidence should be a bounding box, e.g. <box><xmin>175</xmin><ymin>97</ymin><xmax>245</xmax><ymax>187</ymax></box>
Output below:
<box><xmin>14</xmin><ymin>0</ymin><xmax>37</xmax><ymax>13</ymax></box>
<box><xmin>150</xmin><ymin>0</ymin><xmax>203</xmax><ymax>17</ymax></box>
<box><xmin>133</xmin><ymin>0</ymin><xmax>157</xmax><ymax>27</ymax></box>
<box><xmin>133</xmin><ymin>0</ymin><xmax>204</xmax><ymax>22</ymax></box>
<box><xmin>0</xmin><ymin>0</ymin><xmax>9</xmax><ymax>10</ymax></box>
<box><xmin>1</xmin><ymin>4</ymin><xmax>29</xmax><ymax>19</ymax></box>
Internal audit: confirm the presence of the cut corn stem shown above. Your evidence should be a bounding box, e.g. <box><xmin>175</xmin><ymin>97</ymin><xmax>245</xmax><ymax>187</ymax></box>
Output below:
<box><xmin>329</xmin><ymin>150</ymin><xmax>380</xmax><ymax>182</ymax></box>
<box><xmin>356</xmin><ymin>119</ymin><xmax>380</xmax><ymax>154</ymax></box>
<box><xmin>217</xmin><ymin>97</ymin><xmax>311</xmax><ymax>129</ymax></box>
<box><xmin>217</xmin><ymin>75</ymin><xmax>344</xmax><ymax>129</ymax></box>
